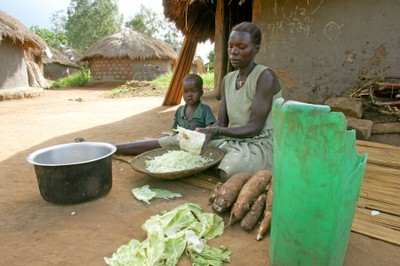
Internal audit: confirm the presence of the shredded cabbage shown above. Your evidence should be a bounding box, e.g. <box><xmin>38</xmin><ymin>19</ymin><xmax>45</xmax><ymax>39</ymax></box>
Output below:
<box><xmin>145</xmin><ymin>150</ymin><xmax>213</xmax><ymax>173</ymax></box>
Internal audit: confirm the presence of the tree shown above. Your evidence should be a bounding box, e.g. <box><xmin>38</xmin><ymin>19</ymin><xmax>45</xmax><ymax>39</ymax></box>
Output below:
<box><xmin>206</xmin><ymin>50</ymin><xmax>215</xmax><ymax>71</ymax></box>
<box><xmin>65</xmin><ymin>0</ymin><xmax>123</xmax><ymax>52</ymax></box>
<box><xmin>50</xmin><ymin>9</ymin><xmax>67</xmax><ymax>36</ymax></box>
<box><xmin>30</xmin><ymin>25</ymin><xmax>68</xmax><ymax>51</ymax></box>
<box><xmin>125</xmin><ymin>5</ymin><xmax>159</xmax><ymax>37</ymax></box>
<box><xmin>125</xmin><ymin>5</ymin><xmax>182</xmax><ymax>51</ymax></box>
<box><xmin>207</xmin><ymin>50</ymin><xmax>214</xmax><ymax>66</ymax></box>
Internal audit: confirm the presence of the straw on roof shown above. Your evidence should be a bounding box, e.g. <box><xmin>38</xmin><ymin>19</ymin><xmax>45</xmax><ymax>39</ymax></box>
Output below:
<box><xmin>162</xmin><ymin>0</ymin><xmax>248</xmax><ymax>42</ymax></box>
<box><xmin>80</xmin><ymin>28</ymin><xmax>178</xmax><ymax>61</ymax></box>
<box><xmin>162</xmin><ymin>0</ymin><xmax>216</xmax><ymax>42</ymax></box>
<box><xmin>0</xmin><ymin>11</ymin><xmax>46</xmax><ymax>51</ymax></box>
<box><xmin>64</xmin><ymin>47</ymin><xmax>83</xmax><ymax>63</ymax></box>
<box><xmin>43</xmin><ymin>46</ymin><xmax>78</xmax><ymax>67</ymax></box>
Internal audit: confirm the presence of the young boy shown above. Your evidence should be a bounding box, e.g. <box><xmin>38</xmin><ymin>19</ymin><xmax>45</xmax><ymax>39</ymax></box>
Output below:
<box><xmin>115</xmin><ymin>74</ymin><xmax>215</xmax><ymax>155</ymax></box>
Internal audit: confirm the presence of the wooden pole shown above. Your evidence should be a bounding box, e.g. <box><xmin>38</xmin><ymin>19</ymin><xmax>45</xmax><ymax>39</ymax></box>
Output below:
<box><xmin>162</xmin><ymin>36</ymin><xmax>198</xmax><ymax>106</ymax></box>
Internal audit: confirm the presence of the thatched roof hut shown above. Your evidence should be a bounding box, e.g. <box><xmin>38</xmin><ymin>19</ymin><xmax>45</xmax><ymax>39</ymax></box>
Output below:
<box><xmin>0</xmin><ymin>11</ymin><xmax>46</xmax><ymax>52</ymax></box>
<box><xmin>63</xmin><ymin>47</ymin><xmax>83</xmax><ymax>64</ymax></box>
<box><xmin>81</xmin><ymin>28</ymin><xmax>178</xmax><ymax>83</ymax></box>
<box><xmin>0</xmin><ymin>11</ymin><xmax>49</xmax><ymax>95</ymax></box>
<box><xmin>43</xmin><ymin>47</ymin><xmax>78</xmax><ymax>67</ymax></box>
<box><xmin>43</xmin><ymin>46</ymin><xmax>80</xmax><ymax>80</ymax></box>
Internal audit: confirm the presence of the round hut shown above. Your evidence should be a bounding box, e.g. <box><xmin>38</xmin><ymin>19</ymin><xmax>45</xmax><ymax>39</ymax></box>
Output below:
<box><xmin>43</xmin><ymin>46</ymin><xmax>80</xmax><ymax>80</ymax></box>
<box><xmin>80</xmin><ymin>28</ymin><xmax>178</xmax><ymax>83</ymax></box>
<box><xmin>63</xmin><ymin>47</ymin><xmax>83</xmax><ymax>65</ymax></box>
<box><xmin>0</xmin><ymin>11</ymin><xmax>49</xmax><ymax>96</ymax></box>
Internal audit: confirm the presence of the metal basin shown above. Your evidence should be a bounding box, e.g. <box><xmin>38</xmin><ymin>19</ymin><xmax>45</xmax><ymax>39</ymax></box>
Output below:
<box><xmin>27</xmin><ymin>142</ymin><xmax>116</xmax><ymax>204</ymax></box>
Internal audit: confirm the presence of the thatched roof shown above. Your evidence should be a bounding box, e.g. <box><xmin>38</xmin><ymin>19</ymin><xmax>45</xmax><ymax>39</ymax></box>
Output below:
<box><xmin>0</xmin><ymin>11</ymin><xmax>46</xmax><ymax>51</ymax></box>
<box><xmin>43</xmin><ymin>46</ymin><xmax>78</xmax><ymax>67</ymax></box>
<box><xmin>80</xmin><ymin>28</ymin><xmax>178</xmax><ymax>61</ymax></box>
<box><xmin>162</xmin><ymin>0</ymin><xmax>217</xmax><ymax>42</ymax></box>
<box><xmin>64</xmin><ymin>47</ymin><xmax>83</xmax><ymax>63</ymax></box>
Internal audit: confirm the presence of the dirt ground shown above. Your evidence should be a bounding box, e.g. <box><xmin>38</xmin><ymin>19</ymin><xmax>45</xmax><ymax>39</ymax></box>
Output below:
<box><xmin>0</xmin><ymin>87</ymin><xmax>399</xmax><ymax>266</ymax></box>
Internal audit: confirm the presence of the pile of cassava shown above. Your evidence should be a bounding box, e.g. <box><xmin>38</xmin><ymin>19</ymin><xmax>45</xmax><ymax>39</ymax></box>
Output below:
<box><xmin>209</xmin><ymin>170</ymin><xmax>273</xmax><ymax>241</ymax></box>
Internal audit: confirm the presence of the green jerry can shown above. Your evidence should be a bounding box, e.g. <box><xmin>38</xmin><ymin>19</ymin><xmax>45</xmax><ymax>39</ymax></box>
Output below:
<box><xmin>270</xmin><ymin>98</ymin><xmax>368</xmax><ymax>266</ymax></box>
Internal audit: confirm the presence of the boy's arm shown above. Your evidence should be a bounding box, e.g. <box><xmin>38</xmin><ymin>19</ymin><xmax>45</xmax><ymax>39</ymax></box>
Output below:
<box><xmin>172</xmin><ymin>106</ymin><xmax>181</xmax><ymax>130</ymax></box>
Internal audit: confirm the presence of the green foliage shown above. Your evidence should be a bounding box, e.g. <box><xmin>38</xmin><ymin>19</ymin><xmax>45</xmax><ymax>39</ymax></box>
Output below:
<box><xmin>53</xmin><ymin>68</ymin><xmax>91</xmax><ymax>88</ymax></box>
<box><xmin>125</xmin><ymin>5</ymin><xmax>158</xmax><ymax>36</ymax></box>
<box><xmin>106</xmin><ymin>72</ymin><xmax>215</xmax><ymax>98</ymax></box>
<box><xmin>149</xmin><ymin>73</ymin><xmax>174</xmax><ymax>88</ymax></box>
<box><xmin>65</xmin><ymin>0</ymin><xmax>123</xmax><ymax>52</ymax></box>
<box><xmin>207</xmin><ymin>51</ymin><xmax>215</xmax><ymax>71</ymax></box>
<box><xmin>149</xmin><ymin>72</ymin><xmax>214</xmax><ymax>91</ymax></box>
<box><xmin>125</xmin><ymin>5</ymin><xmax>183</xmax><ymax>51</ymax></box>
<box><xmin>50</xmin><ymin>9</ymin><xmax>67</xmax><ymax>36</ymax></box>
<box><xmin>200</xmin><ymin>71</ymin><xmax>215</xmax><ymax>90</ymax></box>
<box><xmin>145</xmin><ymin>72</ymin><xmax>215</xmax><ymax>91</ymax></box>
<box><xmin>30</xmin><ymin>25</ymin><xmax>68</xmax><ymax>51</ymax></box>
<box><xmin>105</xmin><ymin>82</ymin><xmax>132</xmax><ymax>98</ymax></box>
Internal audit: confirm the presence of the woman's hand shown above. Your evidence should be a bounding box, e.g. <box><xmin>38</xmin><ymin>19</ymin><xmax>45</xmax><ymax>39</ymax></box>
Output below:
<box><xmin>196</xmin><ymin>127</ymin><xmax>219</xmax><ymax>150</ymax></box>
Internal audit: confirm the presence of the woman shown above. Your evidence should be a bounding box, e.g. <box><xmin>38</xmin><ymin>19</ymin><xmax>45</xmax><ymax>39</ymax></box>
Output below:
<box><xmin>197</xmin><ymin>22</ymin><xmax>284</xmax><ymax>180</ymax></box>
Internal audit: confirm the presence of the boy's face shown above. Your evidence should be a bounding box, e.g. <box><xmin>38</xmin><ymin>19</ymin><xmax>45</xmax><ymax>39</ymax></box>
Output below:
<box><xmin>182</xmin><ymin>79</ymin><xmax>202</xmax><ymax>106</ymax></box>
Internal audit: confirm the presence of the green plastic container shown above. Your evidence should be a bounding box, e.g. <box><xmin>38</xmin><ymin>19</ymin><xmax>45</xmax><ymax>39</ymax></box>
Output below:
<box><xmin>270</xmin><ymin>98</ymin><xmax>367</xmax><ymax>266</ymax></box>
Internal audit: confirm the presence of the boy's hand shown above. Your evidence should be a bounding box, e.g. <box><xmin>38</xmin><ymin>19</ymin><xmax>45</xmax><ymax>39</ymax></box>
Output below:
<box><xmin>160</xmin><ymin>131</ymin><xmax>174</xmax><ymax>137</ymax></box>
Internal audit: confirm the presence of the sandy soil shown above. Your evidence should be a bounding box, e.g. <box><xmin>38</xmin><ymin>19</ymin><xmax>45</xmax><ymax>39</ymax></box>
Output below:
<box><xmin>0</xmin><ymin>87</ymin><xmax>399</xmax><ymax>266</ymax></box>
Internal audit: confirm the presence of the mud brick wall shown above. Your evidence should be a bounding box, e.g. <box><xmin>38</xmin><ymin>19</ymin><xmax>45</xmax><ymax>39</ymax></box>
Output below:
<box><xmin>89</xmin><ymin>57</ymin><xmax>132</xmax><ymax>82</ymax></box>
<box><xmin>88</xmin><ymin>57</ymin><xmax>174</xmax><ymax>83</ymax></box>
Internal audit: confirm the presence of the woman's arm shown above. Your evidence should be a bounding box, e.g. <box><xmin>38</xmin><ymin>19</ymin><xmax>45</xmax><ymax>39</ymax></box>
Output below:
<box><xmin>197</xmin><ymin>80</ymin><xmax>228</xmax><ymax>143</ymax></box>
<box><xmin>218</xmin><ymin>69</ymin><xmax>279</xmax><ymax>138</ymax></box>
<box><xmin>215</xmin><ymin>80</ymin><xmax>229</xmax><ymax>127</ymax></box>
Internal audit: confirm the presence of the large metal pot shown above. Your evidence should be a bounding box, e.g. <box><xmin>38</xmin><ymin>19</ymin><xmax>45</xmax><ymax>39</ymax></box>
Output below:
<box><xmin>27</xmin><ymin>142</ymin><xmax>116</xmax><ymax>204</ymax></box>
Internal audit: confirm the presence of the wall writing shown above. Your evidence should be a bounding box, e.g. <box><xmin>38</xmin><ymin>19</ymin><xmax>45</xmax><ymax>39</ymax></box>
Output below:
<box><xmin>266</xmin><ymin>0</ymin><xmax>325</xmax><ymax>38</ymax></box>
<box><xmin>323</xmin><ymin>21</ymin><xmax>344</xmax><ymax>41</ymax></box>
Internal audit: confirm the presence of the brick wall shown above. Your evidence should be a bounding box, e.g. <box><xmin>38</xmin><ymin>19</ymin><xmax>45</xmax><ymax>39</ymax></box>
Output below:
<box><xmin>89</xmin><ymin>57</ymin><xmax>174</xmax><ymax>83</ymax></box>
<box><xmin>90</xmin><ymin>57</ymin><xmax>132</xmax><ymax>82</ymax></box>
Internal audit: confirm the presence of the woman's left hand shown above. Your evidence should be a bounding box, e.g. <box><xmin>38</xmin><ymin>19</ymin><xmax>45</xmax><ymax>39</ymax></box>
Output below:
<box><xmin>196</xmin><ymin>127</ymin><xmax>218</xmax><ymax>150</ymax></box>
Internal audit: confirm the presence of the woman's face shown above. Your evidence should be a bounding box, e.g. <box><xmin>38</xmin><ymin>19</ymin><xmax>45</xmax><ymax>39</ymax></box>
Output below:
<box><xmin>182</xmin><ymin>79</ymin><xmax>202</xmax><ymax>105</ymax></box>
<box><xmin>228</xmin><ymin>30</ymin><xmax>259</xmax><ymax>68</ymax></box>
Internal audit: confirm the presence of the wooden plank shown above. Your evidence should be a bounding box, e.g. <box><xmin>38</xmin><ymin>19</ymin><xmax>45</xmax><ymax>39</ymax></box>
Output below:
<box><xmin>364</xmin><ymin>163</ymin><xmax>400</xmax><ymax>185</ymax></box>
<box><xmin>363</xmin><ymin>175</ymin><xmax>400</xmax><ymax>189</ymax></box>
<box><xmin>361</xmin><ymin>181</ymin><xmax>400</xmax><ymax>198</ymax></box>
<box><xmin>355</xmin><ymin>208</ymin><xmax>400</xmax><ymax>231</ymax></box>
<box><xmin>356</xmin><ymin>140</ymin><xmax>400</xmax><ymax>152</ymax></box>
<box><xmin>352</xmin><ymin>210</ymin><xmax>400</xmax><ymax>245</ymax></box>
<box><xmin>357</xmin><ymin>196</ymin><xmax>400</xmax><ymax>217</ymax></box>
<box><xmin>363</xmin><ymin>152</ymin><xmax>400</xmax><ymax>169</ymax></box>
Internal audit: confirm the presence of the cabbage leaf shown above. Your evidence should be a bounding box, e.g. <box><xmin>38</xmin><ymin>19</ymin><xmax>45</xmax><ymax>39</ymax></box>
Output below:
<box><xmin>176</xmin><ymin>126</ymin><xmax>206</xmax><ymax>155</ymax></box>
<box><xmin>131</xmin><ymin>185</ymin><xmax>182</xmax><ymax>204</ymax></box>
<box><xmin>104</xmin><ymin>203</ymin><xmax>230</xmax><ymax>266</ymax></box>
